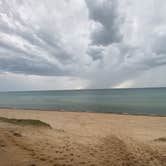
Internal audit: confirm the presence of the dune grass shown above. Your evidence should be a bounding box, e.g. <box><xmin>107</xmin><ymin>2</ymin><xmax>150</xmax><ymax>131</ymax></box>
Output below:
<box><xmin>0</xmin><ymin>116</ymin><xmax>51</xmax><ymax>128</ymax></box>
<box><xmin>154</xmin><ymin>137</ymin><xmax>166</xmax><ymax>142</ymax></box>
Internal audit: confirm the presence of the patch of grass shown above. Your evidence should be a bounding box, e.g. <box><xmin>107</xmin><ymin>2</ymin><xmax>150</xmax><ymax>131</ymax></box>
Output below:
<box><xmin>0</xmin><ymin>117</ymin><xmax>51</xmax><ymax>129</ymax></box>
<box><xmin>154</xmin><ymin>137</ymin><xmax>166</xmax><ymax>142</ymax></box>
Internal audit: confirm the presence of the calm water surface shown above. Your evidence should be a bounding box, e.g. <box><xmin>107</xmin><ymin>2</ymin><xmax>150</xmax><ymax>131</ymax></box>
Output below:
<box><xmin>0</xmin><ymin>88</ymin><xmax>166</xmax><ymax>116</ymax></box>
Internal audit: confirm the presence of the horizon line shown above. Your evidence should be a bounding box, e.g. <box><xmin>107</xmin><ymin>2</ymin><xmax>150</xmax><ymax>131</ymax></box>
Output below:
<box><xmin>0</xmin><ymin>86</ymin><xmax>166</xmax><ymax>93</ymax></box>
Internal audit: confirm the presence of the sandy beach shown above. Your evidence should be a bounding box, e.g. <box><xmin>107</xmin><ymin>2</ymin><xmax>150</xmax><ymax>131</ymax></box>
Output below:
<box><xmin>0</xmin><ymin>108</ymin><xmax>166</xmax><ymax>166</ymax></box>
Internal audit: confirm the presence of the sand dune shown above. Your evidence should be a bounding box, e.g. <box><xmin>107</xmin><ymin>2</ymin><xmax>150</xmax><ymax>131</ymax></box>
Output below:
<box><xmin>0</xmin><ymin>109</ymin><xmax>166</xmax><ymax>166</ymax></box>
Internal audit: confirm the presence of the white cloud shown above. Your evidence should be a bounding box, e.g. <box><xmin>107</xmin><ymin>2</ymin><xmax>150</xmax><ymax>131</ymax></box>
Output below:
<box><xmin>0</xmin><ymin>73</ymin><xmax>89</xmax><ymax>91</ymax></box>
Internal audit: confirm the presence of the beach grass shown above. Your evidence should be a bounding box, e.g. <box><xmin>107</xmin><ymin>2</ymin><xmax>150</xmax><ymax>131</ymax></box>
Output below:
<box><xmin>154</xmin><ymin>137</ymin><xmax>166</xmax><ymax>142</ymax></box>
<box><xmin>0</xmin><ymin>116</ymin><xmax>51</xmax><ymax>128</ymax></box>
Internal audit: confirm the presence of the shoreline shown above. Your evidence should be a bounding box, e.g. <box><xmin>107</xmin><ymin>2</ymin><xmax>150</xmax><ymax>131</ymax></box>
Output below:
<box><xmin>0</xmin><ymin>107</ymin><xmax>165</xmax><ymax>118</ymax></box>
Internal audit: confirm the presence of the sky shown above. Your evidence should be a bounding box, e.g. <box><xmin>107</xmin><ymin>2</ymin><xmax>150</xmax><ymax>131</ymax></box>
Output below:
<box><xmin>0</xmin><ymin>0</ymin><xmax>166</xmax><ymax>91</ymax></box>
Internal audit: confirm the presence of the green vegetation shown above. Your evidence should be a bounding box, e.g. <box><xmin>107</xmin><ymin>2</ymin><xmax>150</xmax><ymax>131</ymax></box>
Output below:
<box><xmin>0</xmin><ymin>116</ymin><xmax>51</xmax><ymax>128</ymax></box>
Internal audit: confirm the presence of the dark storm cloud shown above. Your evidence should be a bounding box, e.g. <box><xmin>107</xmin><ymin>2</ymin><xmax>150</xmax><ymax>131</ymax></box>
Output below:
<box><xmin>85</xmin><ymin>0</ymin><xmax>123</xmax><ymax>46</ymax></box>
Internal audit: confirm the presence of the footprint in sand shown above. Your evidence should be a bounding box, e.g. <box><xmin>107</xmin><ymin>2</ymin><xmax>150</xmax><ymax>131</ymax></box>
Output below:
<box><xmin>70</xmin><ymin>153</ymin><xmax>74</xmax><ymax>156</ymax></box>
<box><xmin>0</xmin><ymin>142</ymin><xmax>6</xmax><ymax>147</ymax></box>
<box><xmin>29</xmin><ymin>164</ymin><xmax>36</xmax><ymax>166</ymax></box>
<box><xmin>79</xmin><ymin>161</ymin><xmax>86</xmax><ymax>165</ymax></box>
<box><xmin>55</xmin><ymin>150</ymin><xmax>60</xmax><ymax>153</ymax></box>
<box><xmin>49</xmin><ymin>159</ymin><xmax>54</xmax><ymax>163</ymax></box>
<box><xmin>13</xmin><ymin>132</ymin><xmax>22</xmax><ymax>137</ymax></box>
<box><xmin>39</xmin><ymin>157</ymin><xmax>47</xmax><ymax>161</ymax></box>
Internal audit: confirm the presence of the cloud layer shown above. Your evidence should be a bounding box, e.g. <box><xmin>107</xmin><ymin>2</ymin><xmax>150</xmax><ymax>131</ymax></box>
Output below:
<box><xmin>0</xmin><ymin>0</ymin><xmax>166</xmax><ymax>90</ymax></box>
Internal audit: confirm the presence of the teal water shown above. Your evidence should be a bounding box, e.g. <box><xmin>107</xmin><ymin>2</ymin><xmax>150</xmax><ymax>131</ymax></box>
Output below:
<box><xmin>0</xmin><ymin>88</ymin><xmax>166</xmax><ymax>116</ymax></box>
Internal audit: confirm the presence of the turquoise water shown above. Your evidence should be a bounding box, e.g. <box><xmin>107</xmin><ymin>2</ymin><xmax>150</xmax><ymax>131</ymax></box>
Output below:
<box><xmin>0</xmin><ymin>88</ymin><xmax>166</xmax><ymax>116</ymax></box>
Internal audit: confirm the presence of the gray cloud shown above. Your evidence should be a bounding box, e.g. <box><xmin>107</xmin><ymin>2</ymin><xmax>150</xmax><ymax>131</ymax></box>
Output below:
<box><xmin>151</xmin><ymin>34</ymin><xmax>166</xmax><ymax>55</ymax></box>
<box><xmin>87</xmin><ymin>45</ymin><xmax>104</xmax><ymax>61</ymax></box>
<box><xmin>0</xmin><ymin>0</ymin><xmax>85</xmax><ymax>77</ymax></box>
<box><xmin>0</xmin><ymin>55</ymin><xmax>69</xmax><ymax>76</ymax></box>
<box><xmin>0</xmin><ymin>0</ymin><xmax>166</xmax><ymax>90</ymax></box>
<box><xmin>85</xmin><ymin>0</ymin><xmax>123</xmax><ymax>46</ymax></box>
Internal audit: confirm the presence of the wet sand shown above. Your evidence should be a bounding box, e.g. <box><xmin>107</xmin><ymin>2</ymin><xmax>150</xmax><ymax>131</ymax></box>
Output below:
<box><xmin>0</xmin><ymin>108</ymin><xmax>166</xmax><ymax>166</ymax></box>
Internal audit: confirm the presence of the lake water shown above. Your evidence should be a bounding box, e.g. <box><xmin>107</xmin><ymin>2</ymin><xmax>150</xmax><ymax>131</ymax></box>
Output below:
<box><xmin>0</xmin><ymin>88</ymin><xmax>166</xmax><ymax>116</ymax></box>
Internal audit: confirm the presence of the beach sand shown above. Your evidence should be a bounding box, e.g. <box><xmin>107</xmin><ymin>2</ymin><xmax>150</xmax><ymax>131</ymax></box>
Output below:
<box><xmin>0</xmin><ymin>108</ymin><xmax>166</xmax><ymax>166</ymax></box>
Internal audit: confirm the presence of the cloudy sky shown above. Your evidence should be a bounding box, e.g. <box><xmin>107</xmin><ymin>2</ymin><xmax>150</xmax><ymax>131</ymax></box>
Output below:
<box><xmin>0</xmin><ymin>0</ymin><xmax>166</xmax><ymax>91</ymax></box>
